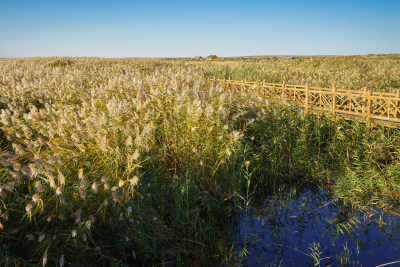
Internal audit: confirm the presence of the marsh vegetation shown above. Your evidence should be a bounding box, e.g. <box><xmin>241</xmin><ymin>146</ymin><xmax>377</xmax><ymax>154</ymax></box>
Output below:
<box><xmin>0</xmin><ymin>56</ymin><xmax>400</xmax><ymax>266</ymax></box>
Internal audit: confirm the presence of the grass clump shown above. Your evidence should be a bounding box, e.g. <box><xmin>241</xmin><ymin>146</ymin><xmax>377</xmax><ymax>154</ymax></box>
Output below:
<box><xmin>46</xmin><ymin>58</ymin><xmax>75</xmax><ymax>68</ymax></box>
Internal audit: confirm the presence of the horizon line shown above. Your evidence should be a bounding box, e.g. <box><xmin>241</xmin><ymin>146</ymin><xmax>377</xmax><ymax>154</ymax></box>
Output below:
<box><xmin>1</xmin><ymin>53</ymin><xmax>400</xmax><ymax>59</ymax></box>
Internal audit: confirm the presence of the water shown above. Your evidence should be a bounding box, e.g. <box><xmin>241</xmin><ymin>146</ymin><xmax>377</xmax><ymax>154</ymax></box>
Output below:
<box><xmin>234</xmin><ymin>187</ymin><xmax>400</xmax><ymax>266</ymax></box>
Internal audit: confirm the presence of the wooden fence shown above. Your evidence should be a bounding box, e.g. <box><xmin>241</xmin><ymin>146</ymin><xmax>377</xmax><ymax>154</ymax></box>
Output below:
<box><xmin>208</xmin><ymin>77</ymin><xmax>400</xmax><ymax>127</ymax></box>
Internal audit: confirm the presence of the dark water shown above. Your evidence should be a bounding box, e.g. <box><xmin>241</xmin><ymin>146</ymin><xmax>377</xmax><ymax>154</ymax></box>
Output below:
<box><xmin>233</xmin><ymin>187</ymin><xmax>400</xmax><ymax>266</ymax></box>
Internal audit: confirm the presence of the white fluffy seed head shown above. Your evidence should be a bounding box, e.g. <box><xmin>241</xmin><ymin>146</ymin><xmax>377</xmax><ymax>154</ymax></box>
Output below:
<box><xmin>32</xmin><ymin>193</ymin><xmax>40</xmax><ymax>203</ymax></box>
<box><xmin>56</xmin><ymin>187</ymin><xmax>62</xmax><ymax>196</ymax></box>
<box><xmin>42</xmin><ymin>249</ymin><xmax>47</xmax><ymax>266</ymax></box>
<box><xmin>78</xmin><ymin>168</ymin><xmax>84</xmax><ymax>180</ymax></box>
<box><xmin>35</xmin><ymin>181</ymin><xmax>43</xmax><ymax>193</ymax></box>
<box><xmin>85</xmin><ymin>220</ymin><xmax>91</xmax><ymax>230</ymax></box>
<box><xmin>129</xmin><ymin>176</ymin><xmax>139</xmax><ymax>186</ymax></box>
<box><xmin>25</xmin><ymin>203</ymin><xmax>33</xmax><ymax>213</ymax></box>
<box><xmin>46</xmin><ymin>172</ymin><xmax>56</xmax><ymax>189</ymax></box>
<box><xmin>91</xmin><ymin>182</ymin><xmax>98</xmax><ymax>193</ymax></box>
<box><xmin>57</xmin><ymin>169</ymin><xmax>65</xmax><ymax>186</ymax></box>
<box><xmin>59</xmin><ymin>254</ymin><xmax>64</xmax><ymax>267</ymax></box>
<box><xmin>38</xmin><ymin>234</ymin><xmax>45</xmax><ymax>242</ymax></box>
<box><xmin>125</xmin><ymin>135</ymin><xmax>133</xmax><ymax>146</ymax></box>
<box><xmin>133</xmin><ymin>149</ymin><xmax>140</xmax><ymax>161</ymax></box>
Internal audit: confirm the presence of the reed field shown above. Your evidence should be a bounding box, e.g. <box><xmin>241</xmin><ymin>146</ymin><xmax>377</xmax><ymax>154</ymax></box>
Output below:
<box><xmin>1</xmin><ymin>55</ymin><xmax>400</xmax><ymax>266</ymax></box>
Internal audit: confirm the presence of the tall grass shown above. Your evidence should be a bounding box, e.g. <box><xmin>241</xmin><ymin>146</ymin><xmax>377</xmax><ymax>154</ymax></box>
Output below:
<box><xmin>0</xmin><ymin>57</ymin><xmax>400</xmax><ymax>265</ymax></box>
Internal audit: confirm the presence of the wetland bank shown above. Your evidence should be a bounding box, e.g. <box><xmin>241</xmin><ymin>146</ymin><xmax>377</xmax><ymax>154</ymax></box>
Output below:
<box><xmin>1</xmin><ymin>56</ymin><xmax>400</xmax><ymax>266</ymax></box>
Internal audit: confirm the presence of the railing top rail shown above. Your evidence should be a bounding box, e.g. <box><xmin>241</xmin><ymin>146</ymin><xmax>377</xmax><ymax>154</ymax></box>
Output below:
<box><xmin>371</xmin><ymin>95</ymin><xmax>400</xmax><ymax>101</ymax></box>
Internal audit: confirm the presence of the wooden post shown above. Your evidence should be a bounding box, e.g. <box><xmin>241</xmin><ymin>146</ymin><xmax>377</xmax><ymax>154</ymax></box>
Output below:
<box><xmin>364</xmin><ymin>86</ymin><xmax>368</xmax><ymax>114</ymax></box>
<box><xmin>305</xmin><ymin>82</ymin><xmax>310</xmax><ymax>111</ymax></box>
<box><xmin>396</xmin><ymin>89</ymin><xmax>400</xmax><ymax>119</ymax></box>
<box><xmin>282</xmin><ymin>81</ymin><xmax>286</xmax><ymax>98</ymax></box>
<box><xmin>332</xmin><ymin>84</ymin><xmax>337</xmax><ymax>121</ymax></box>
<box><xmin>367</xmin><ymin>89</ymin><xmax>372</xmax><ymax>128</ymax></box>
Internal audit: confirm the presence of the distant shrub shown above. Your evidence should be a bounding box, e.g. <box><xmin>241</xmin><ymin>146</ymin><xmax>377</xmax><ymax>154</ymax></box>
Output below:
<box><xmin>47</xmin><ymin>59</ymin><xmax>74</xmax><ymax>67</ymax></box>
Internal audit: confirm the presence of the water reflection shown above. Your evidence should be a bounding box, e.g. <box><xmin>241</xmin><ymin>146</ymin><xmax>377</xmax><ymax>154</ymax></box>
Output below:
<box><xmin>234</xmin><ymin>187</ymin><xmax>400</xmax><ymax>266</ymax></box>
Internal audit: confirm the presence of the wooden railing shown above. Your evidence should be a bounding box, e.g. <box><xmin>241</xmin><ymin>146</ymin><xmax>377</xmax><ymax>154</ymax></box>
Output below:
<box><xmin>208</xmin><ymin>77</ymin><xmax>400</xmax><ymax>127</ymax></box>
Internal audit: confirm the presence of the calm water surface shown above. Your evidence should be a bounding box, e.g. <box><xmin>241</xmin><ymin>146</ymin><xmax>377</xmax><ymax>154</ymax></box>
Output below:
<box><xmin>234</xmin><ymin>188</ymin><xmax>400</xmax><ymax>266</ymax></box>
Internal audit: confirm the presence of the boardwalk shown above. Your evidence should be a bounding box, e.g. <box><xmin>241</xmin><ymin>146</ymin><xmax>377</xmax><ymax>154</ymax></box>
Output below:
<box><xmin>209</xmin><ymin>77</ymin><xmax>400</xmax><ymax>128</ymax></box>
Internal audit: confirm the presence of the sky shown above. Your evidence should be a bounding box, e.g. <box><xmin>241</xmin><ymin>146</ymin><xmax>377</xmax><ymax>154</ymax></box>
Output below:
<box><xmin>0</xmin><ymin>0</ymin><xmax>399</xmax><ymax>57</ymax></box>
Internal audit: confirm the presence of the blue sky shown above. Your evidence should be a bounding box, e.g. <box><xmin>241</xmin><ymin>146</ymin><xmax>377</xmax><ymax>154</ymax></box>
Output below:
<box><xmin>0</xmin><ymin>0</ymin><xmax>399</xmax><ymax>57</ymax></box>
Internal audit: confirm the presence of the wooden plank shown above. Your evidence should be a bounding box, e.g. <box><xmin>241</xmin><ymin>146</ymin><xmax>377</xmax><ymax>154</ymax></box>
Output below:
<box><xmin>286</xmin><ymin>85</ymin><xmax>307</xmax><ymax>89</ymax></box>
<box><xmin>310</xmin><ymin>86</ymin><xmax>333</xmax><ymax>91</ymax></box>
<box><xmin>313</xmin><ymin>106</ymin><xmax>333</xmax><ymax>112</ymax></box>
<box><xmin>373</xmin><ymin>91</ymin><xmax>397</xmax><ymax>96</ymax></box>
<box><xmin>370</xmin><ymin>114</ymin><xmax>400</xmax><ymax>122</ymax></box>
<box><xmin>371</xmin><ymin>95</ymin><xmax>400</xmax><ymax>101</ymax></box>
<box><xmin>337</xmin><ymin>89</ymin><xmax>365</xmax><ymax>94</ymax></box>
<box><xmin>267</xmin><ymin>83</ymin><xmax>284</xmax><ymax>86</ymax></box>
<box><xmin>309</xmin><ymin>89</ymin><xmax>334</xmax><ymax>94</ymax></box>
<box><xmin>332</xmin><ymin>110</ymin><xmax>366</xmax><ymax>116</ymax></box>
